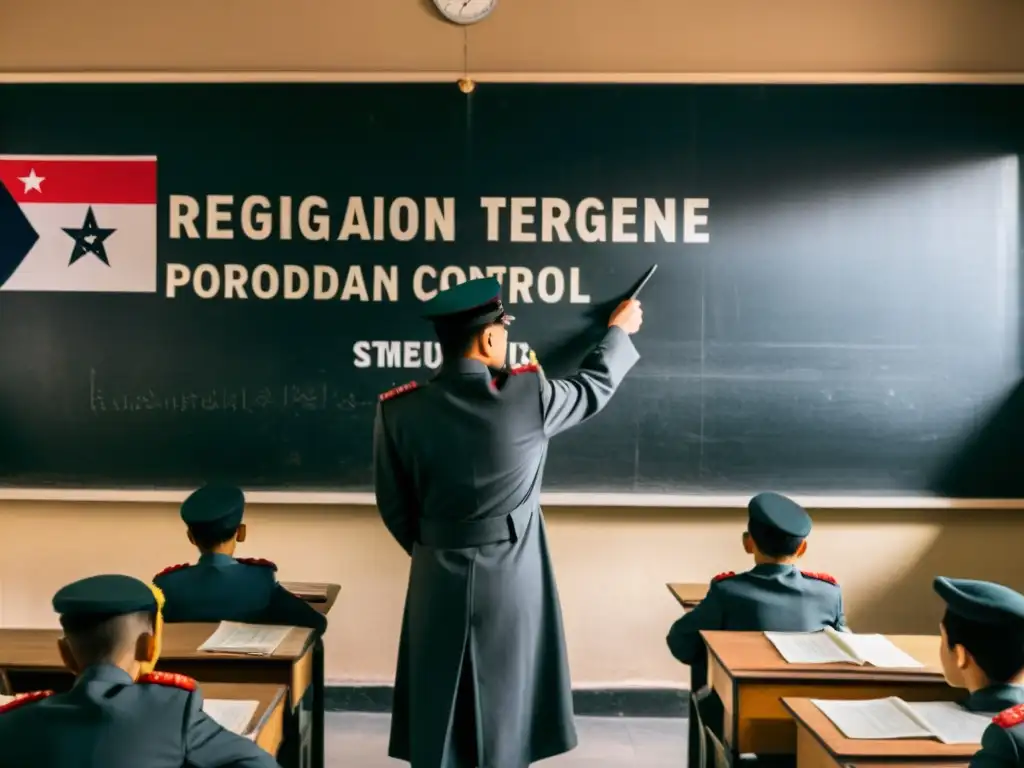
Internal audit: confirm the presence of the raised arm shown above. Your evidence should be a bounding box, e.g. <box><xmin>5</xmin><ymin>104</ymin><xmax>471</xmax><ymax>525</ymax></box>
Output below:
<box><xmin>541</xmin><ymin>300</ymin><xmax>643</xmax><ymax>438</ymax></box>
<box><xmin>372</xmin><ymin>404</ymin><xmax>418</xmax><ymax>555</ymax></box>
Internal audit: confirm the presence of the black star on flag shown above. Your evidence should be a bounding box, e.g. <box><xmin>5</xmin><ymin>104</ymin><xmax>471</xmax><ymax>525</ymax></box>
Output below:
<box><xmin>62</xmin><ymin>206</ymin><xmax>116</xmax><ymax>266</ymax></box>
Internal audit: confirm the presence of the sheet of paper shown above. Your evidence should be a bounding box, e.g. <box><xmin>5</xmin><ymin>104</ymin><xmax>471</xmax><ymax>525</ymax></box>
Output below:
<box><xmin>198</xmin><ymin>621</ymin><xmax>294</xmax><ymax>656</ymax></box>
<box><xmin>811</xmin><ymin>698</ymin><xmax>933</xmax><ymax>740</ymax></box>
<box><xmin>203</xmin><ymin>699</ymin><xmax>259</xmax><ymax>735</ymax></box>
<box><xmin>839</xmin><ymin>633</ymin><xmax>925</xmax><ymax>668</ymax></box>
<box><xmin>909</xmin><ymin>702</ymin><xmax>991</xmax><ymax>744</ymax></box>
<box><xmin>764</xmin><ymin>631</ymin><xmax>858</xmax><ymax>664</ymax></box>
<box><xmin>0</xmin><ymin>695</ymin><xmax>12</xmax><ymax>706</ymax></box>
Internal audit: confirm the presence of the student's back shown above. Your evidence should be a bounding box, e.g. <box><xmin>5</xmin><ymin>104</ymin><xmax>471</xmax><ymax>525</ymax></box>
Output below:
<box><xmin>155</xmin><ymin>553</ymin><xmax>324</xmax><ymax>629</ymax></box>
<box><xmin>154</xmin><ymin>485</ymin><xmax>326</xmax><ymax>633</ymax></box>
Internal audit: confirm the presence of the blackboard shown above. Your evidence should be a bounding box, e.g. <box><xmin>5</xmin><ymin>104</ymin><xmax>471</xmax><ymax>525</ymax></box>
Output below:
<box><xmin>0</xmin><ymin>83</ymin><xmax>1021</xmax><ymax>496</ymax></box>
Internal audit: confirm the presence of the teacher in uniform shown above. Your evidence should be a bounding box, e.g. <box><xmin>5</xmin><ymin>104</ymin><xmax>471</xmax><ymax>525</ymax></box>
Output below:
<box><xmin>373</xmin><ymin>277</ymin><xmax>643</xmax><ymax>768</ymax></box>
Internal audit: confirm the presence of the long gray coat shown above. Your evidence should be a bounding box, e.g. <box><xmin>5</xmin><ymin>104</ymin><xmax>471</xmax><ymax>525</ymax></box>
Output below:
<box><xmin>373</xmin><ymin>327</ymin><xmax>639</xmax><ymax>768</ymax></box>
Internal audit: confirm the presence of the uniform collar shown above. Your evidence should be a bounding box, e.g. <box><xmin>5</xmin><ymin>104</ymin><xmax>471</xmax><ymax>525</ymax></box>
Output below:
<box><xmin>750</xmin><ymin>563</ymin><xmax>798</xmax><ymax>576</ymax></box>
<box><xmin>440</xmin><ymin>358</ymin><xmax>493</xmax><ymax>378</ymax></box>
<box><xmin>76</xmin><ymin>663</ymin><xmax>135</xmax><ymax>687</ymax></box>
<box><xmin>198</xmin><ymin>552</ymin><xmax>237</xmax><ymax>568</ymax></box>
<box><xmin>963</xmin><ymin>683</ymin><xmax>1024</xmax><ymax>713</ymax></box>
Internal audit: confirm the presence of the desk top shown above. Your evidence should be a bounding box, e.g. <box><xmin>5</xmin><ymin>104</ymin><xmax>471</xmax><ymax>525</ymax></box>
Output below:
<box><xmin>200</xmin><ymin>682</ymin><xmax>287</xmax><ymax>738</ymax></box>
<box><xmin>703</xmin><ymin>631</ymin><xmax>944</xmax><ymax>681</ymax></box>
<box><xmin>667</xmin><ymin>582</ymin><xmax>708</xmax><ymax>608</ymax></box>
<box><xmin>0</xmin><ymin>623</ymin><xmax>314</xmax><ymax>670</ymax></box>
<box><xmin>281</xmin><ymin>581</ymin><xmax>340</xmax><ymax>615</ymax></box>
<box><xmin>784</xmin><ymin>697</ymin><xmax>980</xmax><ymax>759</ymax></box>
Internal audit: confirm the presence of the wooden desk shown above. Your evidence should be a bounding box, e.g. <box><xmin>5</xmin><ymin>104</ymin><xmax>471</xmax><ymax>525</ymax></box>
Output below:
<box><xmin>203</xmin><ymin>682</ymin><xmax>288</xmax><ymax>756</ymax></box>
<box><xmin>667</xmin><ymin>582</ymin><xmax>708</xmax><ymax>609</ymax></box>
<box><xmin>282</xmin><ymin>582</ymin><xmax>341</xmax><ymax>616</ymax></box>
<box><xmin>703</xmin><ymin>631</ymin><xmax>958</xmax><ymax>759</ymax></box>
<box><xmin>785</xmin><ymin>698</ymin><xmax>979</xmax><ymax>768</ymax></box>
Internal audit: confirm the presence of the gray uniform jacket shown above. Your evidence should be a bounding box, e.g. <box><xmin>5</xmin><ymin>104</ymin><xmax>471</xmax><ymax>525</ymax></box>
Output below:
<box><xmin>965</xmin><ymin>684</ymin><xmax>1024</xmax><ymax>768</ymax></box>
<box><xmin>373</xmin><ymin>326</ymin><xmax>639</xmax><ymax>768</ymax></box>
<box><xmin>667</xmin><ymin>563</ymin><xmax>848</xmax><ymax>690</ymax></box>
<box><xmin>0</xmin><ymin>664</ymin><xmax>278</xmax><ymax>768</ymax></box>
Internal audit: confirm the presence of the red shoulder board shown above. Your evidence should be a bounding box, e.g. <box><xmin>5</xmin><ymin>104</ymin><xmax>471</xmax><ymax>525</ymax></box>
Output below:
<box><xmin>379</xmin><ymin>381</ymin><xmax>419</xmax><ymax>402</ymax></box>
<box><xmin>509</xmin><ymin>364</ymin><xmax>539</xmax><ymax>376</ymax></box>
<box><xmin>712</xmin><ymin>571</ymin><xmax>737</xmax><ymax>583</ymax></box>
<box><xmin>137</xmin><ymin>672</ymin><xmax>197</xmax><ymax>692</ymax></box>
<box><xmin>994</xmin><ymin>704</ymin><xmax>1024</xmax><ymax>729</ymax></box>
<box><xmin>237</xmin><ymin>557</ymin><xmax>277</xmax><ymax>571</ymax></box>
<box><xmin>154</xmin><ymin>562</ymin><xmax>190</xmax><ymax>579</ymax></box>
<box><xmin>0</xmin><ymin>690</ymin><xmax>54</xmax><ymax>714</ymax></box>
<box><xmin>801</xmin><ymin>571</ymin><xmax>838</xmax><ymax>585</ymax></box>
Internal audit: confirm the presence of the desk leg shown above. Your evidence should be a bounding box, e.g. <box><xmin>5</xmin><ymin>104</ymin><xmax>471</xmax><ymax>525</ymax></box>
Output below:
<box><xmin>313</xmin><ymin>639</ymin><xmax>325</xmax><ymax>768</ymax></box>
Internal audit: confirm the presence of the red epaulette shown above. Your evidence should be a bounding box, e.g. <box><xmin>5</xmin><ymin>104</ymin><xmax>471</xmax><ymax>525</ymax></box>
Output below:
<box><xmin>0</xmin><ymin>691</ymin><xmax>54</xmax><ymax>714</ymax></box>
<box><xmin>801</xmin><ymin>571</ymin><xmax>839</xmax><ymax>586</ymax></box>
<box><xmin>994</xmin><ymin>704</ymin><xmax>1024</xmax><ymax>729</ymax></box>
<box><xmin>379</xmin><ymin>381</ymin><xmax>419</xmax><ymax>402</ymax></box>
<box><xmin>137</xmin><ymin>672</ymin><xmax>197</xmax><ymax>692</ymax></box>
<box><xmin>154</xmin><ymin>563</ymin><xmax>190</xmax><ymax>579</ymax></box>
<box><xmin>509</xmin><ymin>364</ymin><xmax>539</xmax><ymax>376</ymax></box>
<box><xmin>237</xmin><ymin>557</ymin><xmax>277</xmax><ymax>571</ymax></box>
<box><xmin>712</xmin><ymin>571</ymin><xmax>737</xmax><ymax>583</ymax></box>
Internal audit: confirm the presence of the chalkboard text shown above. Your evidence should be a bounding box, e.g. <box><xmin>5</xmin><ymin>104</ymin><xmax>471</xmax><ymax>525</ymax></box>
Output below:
<box><xmin>163</xmin><ymin>263</ymin><xmax>590</xmax><ymax>303</ymax></box>
<box><xmin>352</xmin><ymin>340</ymin><xmax>533</xmax><ymax>370</ymax></box>
<box><xmin>167</xmin><ymin>194</ymin><xmax>711</xmax><ymax>244</ymax></box>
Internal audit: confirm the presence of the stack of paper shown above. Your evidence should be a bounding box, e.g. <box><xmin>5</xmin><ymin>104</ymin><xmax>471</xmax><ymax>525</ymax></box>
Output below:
<box><xmin>281</xmin><ymin>581</ymin><xmax>328</xmax><ymax>602</ymax></box>
<box><xmin>765</xmin><ymin>627</ymin><xmax>924</xmax><ymax>668</ymax></box>
<box><xmin>198</xmin><ymin>622</ymin><xmax>294</xmax><ymax>656</ymax></box>
<box><xmin>203</xmin><ymin>699</ymin><xmax>259</xmax><ymax>736</ymax></box>
<box><xmin>811</xmin><ymin>698</ymin><xmax>990</xmax><ymax>744</ymax></box>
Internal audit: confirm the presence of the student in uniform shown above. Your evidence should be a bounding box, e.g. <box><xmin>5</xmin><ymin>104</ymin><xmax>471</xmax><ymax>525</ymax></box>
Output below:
<box><xmin>666</xmin><ymin>492</ymin><xmax>846</xmax><ymax>765</ymax></box>
<box><xmin>0</xmin><ymin>574</ymin><xmax>277</xmax><ymax>768</ymax></box>
<box><xmin>154</xmin><ymin>484</ymin><xmax>326</xmax><ymax>633</ymax></box>
<box><xmin>933</xmin><ymin>576</ymin><xmax>1024</xmax><ymax>768</ymax></box>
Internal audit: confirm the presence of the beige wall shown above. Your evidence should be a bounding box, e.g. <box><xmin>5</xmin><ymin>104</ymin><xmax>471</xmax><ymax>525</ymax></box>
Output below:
<box><xmin>1</xmin><ymin>0</ymin><xmax>1022</xmax><ymax>688</ymax></box>
<box><xmin>1</xmin><ymin>502</ymin><xmax>1022</xmax><ymax>686</ymax></box>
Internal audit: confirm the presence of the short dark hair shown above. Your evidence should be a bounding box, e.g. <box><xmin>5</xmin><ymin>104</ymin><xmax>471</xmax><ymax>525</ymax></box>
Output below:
<box><xmin>438</xmin><ymin>326</ymin><xmax>486</xmax><ymax>362</ymax></box>
<box><xmin>188</xmin><ymin>522</ymin><xmax>238</xmax><ymax>551</ymax></box>
<box><xmin>747</xmin><ymin>518</ymin><xmax>804</xmax><ymax>558</ymax></box>
<box><xmin>61</xmin><ymin>611</ymin><xmax>154</xmax><ymax>666</ymax></box>
<box><xmin>943</xmin><ymin>608</ymin><xmax>1024</xmax><ymax>683</ymax></box>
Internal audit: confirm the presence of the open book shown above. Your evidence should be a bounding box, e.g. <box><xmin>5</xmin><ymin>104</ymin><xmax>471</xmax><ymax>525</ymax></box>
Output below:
<box><xmin>198</xmin><ymin>622</ymin><xmax>294</xmax><ymax>656</ymax></box>
<box><xmin>765</xmin><ymin>627</ymin><xmax>924</xmax><ymax>668</ymax></box>
<box><xmin>812</xmin><ymin>698</ymin><xmax>991</xmax><ymax>744</ymax></box>
<box><xmin>203</xmin><ymin>699</ymin><xmax>259</xmax><ymax>736</ymax></box>
<box><xmin>281</xmin><ymin>581</ymin><xmax>328</xmax><ymax>602</ymax></box>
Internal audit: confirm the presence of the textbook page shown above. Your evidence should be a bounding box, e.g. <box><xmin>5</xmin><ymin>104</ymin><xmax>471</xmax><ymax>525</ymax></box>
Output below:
<box><xmin>198</xmin><ymin>622</ymin><xmax>294</xmax><ymax>656</ymax></box>
<box><xmin>765</xmin><ymin>631</ymin><xmax>859</xmax><ymax>664</ymax></box>
<box><xmin>0</xmin><ymin>695</ymin><xmax>12</xmax><ymax>706</ymax></box>
<box><xmin>204</xmin><ymin>699</ymin><xmax>259</xmax><ymax>736</ymax></box>
<box><xmin>281</xmin><ymin>581</ymin><xmax>328</xmax><ymax>600</ymax></box>
<box><xmin>826</xmin><ymin>628</ymin><xmax>925</xmax><ymax>669</ymax></box>
<box><xmin>811</xmin><ymin>698</ymin><xmax>933</xmax><ymax>740</ymax></box>
<box><xmin>908</xmin><ymin>702</ymin><xmax>991</xmax><ymax>744</ymax></box>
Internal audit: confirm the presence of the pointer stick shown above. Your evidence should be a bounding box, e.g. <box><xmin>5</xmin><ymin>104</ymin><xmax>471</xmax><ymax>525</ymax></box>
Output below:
<box><xmin>630</xmin><ymin>264</ymin><xmax>658</xmax><ymax>300</ymax></box>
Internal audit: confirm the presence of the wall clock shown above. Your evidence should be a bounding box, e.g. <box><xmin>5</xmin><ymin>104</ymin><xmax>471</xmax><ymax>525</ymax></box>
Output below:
<box><xmin>434</xmin><ymin>0</ymin><xmax>498</xmax><ymax>25</ymax></box>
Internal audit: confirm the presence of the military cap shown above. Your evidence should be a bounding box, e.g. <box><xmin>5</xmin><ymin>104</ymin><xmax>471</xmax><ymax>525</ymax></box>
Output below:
<box><xmin>934</xmin><ymin>577</ymin><xmax>1024</xmax><ymax>625</ymax></box>
<box><xmin>180</xmin><ymin>484</ymin><xmax>245</xmax><ymax>530</ymax></box>
<box><xmin>422</xmin><ymin>277</ymin><xmax>514</xmax><ymax>331</ymax></box>
<box><xmin>747</xmin><ymin>492</ymin><xmax>812</xmax><ymax>538</ymax></box>
<box><xmin>53</xmin><ymin>574</ymin><xmax>158</xmax><ymax>623</ymax></box>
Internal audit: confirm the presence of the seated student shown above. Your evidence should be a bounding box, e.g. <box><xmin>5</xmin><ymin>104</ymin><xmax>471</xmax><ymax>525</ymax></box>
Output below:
<box><xmin>0</xmin><ymin>574</ymin><xmax>277</xmax><ymax>768</ymax></box>
<box><xmin>667</xmin><ymin>492</ymin><xmax>846</xmax><ymax>767</ymax></box>
<box><xmin>154</xmin><ymin>484</ymin><xmax>327</xmax><ymax>633</ymax></box>
<box><xmin>667</xmin><ymin>491</ymin><xmax>847</xmax><ymax>689</ymax></box>
<box><xmin>933</xmin><ymin>576</ymin><xmax>1024</xmax><ymax>768</ymax></box>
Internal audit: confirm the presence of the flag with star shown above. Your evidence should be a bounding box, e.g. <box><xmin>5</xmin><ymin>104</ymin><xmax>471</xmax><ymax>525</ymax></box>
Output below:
<box><xmin>0</xmin><ymin>154</ymin><xmax>157</xmax><ymax>293</ymax></box>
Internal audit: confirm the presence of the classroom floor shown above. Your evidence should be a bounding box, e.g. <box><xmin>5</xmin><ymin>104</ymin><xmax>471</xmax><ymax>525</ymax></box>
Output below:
<box><xmin>326</xmin><ymin>712</ymin><xmax>687</xmax><ymax>767</ymax></box>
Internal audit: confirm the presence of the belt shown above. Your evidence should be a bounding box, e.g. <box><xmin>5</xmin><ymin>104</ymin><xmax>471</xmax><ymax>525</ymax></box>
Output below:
<box><xmin>418</xmin><ymin>499</ymin><xmax>535</xmax><ymax>549</ymax></box>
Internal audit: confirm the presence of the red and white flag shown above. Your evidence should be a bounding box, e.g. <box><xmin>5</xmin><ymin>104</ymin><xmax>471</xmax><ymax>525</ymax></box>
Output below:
<box><xmin>0</xmin><ymin>155</ymin><xmax>157</xmax><ymax>293</ymax></box>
